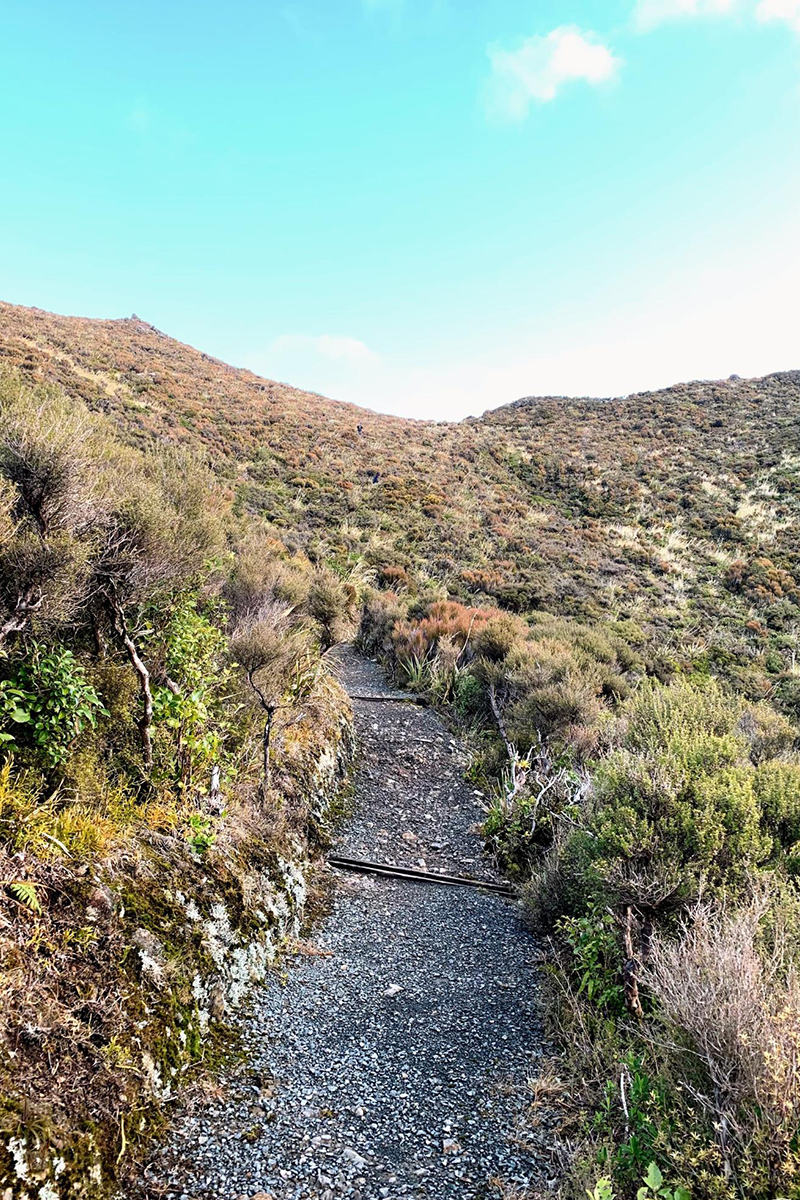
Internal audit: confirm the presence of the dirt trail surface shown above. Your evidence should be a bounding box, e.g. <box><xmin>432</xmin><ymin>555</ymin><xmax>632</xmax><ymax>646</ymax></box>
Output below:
<box><xmin>135</xmin><ymin>648</ymin><xmax>553</xmax><ymax>1200</ymax></box>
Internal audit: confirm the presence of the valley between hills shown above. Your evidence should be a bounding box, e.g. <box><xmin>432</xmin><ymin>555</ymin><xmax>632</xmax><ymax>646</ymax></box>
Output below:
<box><xmin>1</xmin><ymin>300</ymin><xmax>800</xmax><ymax>1200</ymax></box>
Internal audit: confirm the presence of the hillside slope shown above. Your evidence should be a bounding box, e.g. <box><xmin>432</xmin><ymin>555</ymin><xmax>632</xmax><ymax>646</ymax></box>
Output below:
<box><xmin>3</xmin><ymin>300</ymin><xmax>800</xmax><ymax>698</ymax></box>
<box><xmin>3</xmin><ymin>300</ymin><xmax>800</xmax><ymax>1200</ymax></box>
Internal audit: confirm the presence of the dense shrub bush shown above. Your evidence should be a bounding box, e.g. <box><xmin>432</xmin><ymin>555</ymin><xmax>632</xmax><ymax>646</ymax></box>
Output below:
<box><xmin>5</xmin><ymin>642</ymin><xmax>107</xmax><ymax>768</ymax></box>
<box><xmin>549</xmin><ymin>680</ymin><xmax>800</xmax><ymax>919</ymax></box>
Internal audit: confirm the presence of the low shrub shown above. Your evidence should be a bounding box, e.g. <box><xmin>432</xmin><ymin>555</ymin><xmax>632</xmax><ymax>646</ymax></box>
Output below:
<box><xmin>645</xmin><ymin>890</ymin><xmax>800</xmax><ymax>1197</ymax></box>
<box><xmin>4</xmin><ymin>642</ymin><xmax>108</xmax><ymax>769</ymax></box>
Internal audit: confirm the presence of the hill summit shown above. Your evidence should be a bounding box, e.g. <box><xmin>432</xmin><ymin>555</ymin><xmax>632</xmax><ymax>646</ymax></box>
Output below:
<box><xmin>2</xmin><ymin>299</ymin><xmax>799</xmax><ymax>642</ymax></box>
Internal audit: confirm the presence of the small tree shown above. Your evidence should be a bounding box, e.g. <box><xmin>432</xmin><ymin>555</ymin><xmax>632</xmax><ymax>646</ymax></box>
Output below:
<box><xmin>91</xmin><ymin>452</ymin><xmax>221</xmax><ymax>771</ymax></box>
<box><xmin>230</xmin><ymin>605</ymin><xmax>313</xmax><ymax>800</ymax></box>
<box><xmin>307</xmin><ymin>565</ymin><xmax>360</xmax><ymax>651</ymax></box>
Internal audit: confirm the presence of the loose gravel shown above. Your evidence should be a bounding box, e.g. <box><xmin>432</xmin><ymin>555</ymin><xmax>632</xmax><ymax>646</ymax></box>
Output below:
<box><xmin>133</xmin><ymin>649</ymin><xmax>555</xmax><ymax>1200</ymax></box>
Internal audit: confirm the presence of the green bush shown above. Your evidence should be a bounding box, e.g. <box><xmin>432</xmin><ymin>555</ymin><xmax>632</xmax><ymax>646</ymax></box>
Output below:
<box><xmin>755</xmin><ymin>760</ymin><xmax>800</xmax><ymax>850</ymax></box>
<box><xmin>572</xmin><ymin>680</ymin><xmax>781</xmax><ymax>908</ymax></box>
<box><xmin>470</xmin><ymin>612</ymin><xmax>528</xmax><ymax>662</ymax></box>
<box><xmin>150</xmin><ymin>596</ymin><xmax>232</xmax><ymax>789</ymax></box>
<box><xmin>5</xmin><ymin>643</ymin><xmax>107</xmax><ymax>769</ymax></box>
<box><xmin>453</xmin><ymin>670</ymin><xmax>483</xmax><ymax>716</ymax></box>
<box><xmin>557</xmin><ymin>909</ymin><xmax>626</xmax><ymax>1015</ymax></box>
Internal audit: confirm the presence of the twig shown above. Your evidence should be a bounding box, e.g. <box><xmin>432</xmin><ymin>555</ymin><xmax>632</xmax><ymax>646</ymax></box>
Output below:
<box><xmin>620</xmin><ymin>1064</ymin><xmax>630</xmax><ymax>1138</ymax></box>
<box><xmin>116</xmin><ymin>1114</ymin><xmax>127</xmax><ymax>1164</ymax></box>
<box><xmin>41</xmin><ymin>832</ymin><xmax>73</xmax><ymax>858</ymax></box>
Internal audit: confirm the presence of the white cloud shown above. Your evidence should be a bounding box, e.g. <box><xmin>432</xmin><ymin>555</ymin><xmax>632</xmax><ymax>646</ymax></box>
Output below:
<box><xmin>633</xmin><ymin>0</ymin><xmax>800</xmax><ymax>33</ymax></box>
<box><xmin>485</xmin><ymin>26</ymin><xmax>621</xmax><ymax>118</ymax></box>
<box><xmin>756</xmin><ymin>0</ymin><xmax>800</xmax><ymax>30</ymax></box>
<box><xmin>270</xmin><ymin>333</ymin><xmax>377</xmax><ymax>365</ymax></box>
<box><xmin>634</xmin><ymin>0</ymin><xmax>737</xmax><ymax>31</ymax></box>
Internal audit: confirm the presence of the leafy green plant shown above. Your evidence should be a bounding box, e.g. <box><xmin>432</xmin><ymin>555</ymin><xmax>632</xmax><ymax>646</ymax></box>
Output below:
<box><xmin>591</xmin><ymin>1056</ymin><xmax>673</xmax><ymax>1187</ymax></box>
<box><xmin>558</xmin><ymin>910</ymin><xmax>626</xmax><ymax>1014</ymax></box>
<box><xmin>9</xmin><ymin>643</ymin><xmax>107</xmax><ymax>768</ymax></box>
<box><xmin>150</xmin><ymin>597</ymin><xmax>232</xmax><ymax>790</ymax></box>
<box><xmin>453</xmin><ymin>669</ymin><xmax>482</xmax><ymax>716</ymax></box>
<box><xmin>159</xmin><ymin>597</ymin><xmax>227</xmax><ymax>694</ymax></box>
<box><xmin>186</xmin><ymin>812</ymin><xmax>216</xmax><ymax>854</ymax></box>
<box><xmin>637</xmin><ymin>1162</ymin><xmax>690</xmax><ymax>1200</ymax></box>
<box><xmin>587</xmin><ymin>1163</ymin><xmax>690</xmax><ymax>1200</ymax></box>
<box><xmin>0</xmin><ymin>677</ymin><xmax>30</xmax><ymax>747</ymax></box>
<box><xmin>587</xmin><ymin>1180</ymin><xmax>615</xmax><ymax>1200</ymax></box>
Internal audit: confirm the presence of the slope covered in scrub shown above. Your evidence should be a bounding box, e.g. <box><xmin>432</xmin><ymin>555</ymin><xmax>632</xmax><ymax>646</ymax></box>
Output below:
<box><xmin>3</xmin><ymin>299</ymin><xmax>800</xmax><ymax>1199</ymax></box>
<box><xmin>0</xmin><ymin>359</ymin><xmax>360</xmax><ymax>1198</ymax></box>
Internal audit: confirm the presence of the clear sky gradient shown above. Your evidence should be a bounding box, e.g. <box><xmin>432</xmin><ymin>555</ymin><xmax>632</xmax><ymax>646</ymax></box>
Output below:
<box><xmin>1</xmin><ymin>0</ymin><xmax>799</xmax><ymax>418</ymax></box>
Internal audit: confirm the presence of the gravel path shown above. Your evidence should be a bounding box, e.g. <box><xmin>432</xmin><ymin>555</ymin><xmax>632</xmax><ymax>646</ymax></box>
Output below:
<box><xmin>329</xmin><ymin>648</ymin><xmax>495</xmax><ymax>882</ymax></box>
<box><xmin>134</xmin><ymin>648</ymin><xmax>554</xmax><ymax>1200</ymax></box>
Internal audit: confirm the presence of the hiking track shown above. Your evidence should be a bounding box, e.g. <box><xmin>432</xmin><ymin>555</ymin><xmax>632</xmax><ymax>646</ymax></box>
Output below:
<box><xmin>135</xmin><ymin>647</ymin><xmax>554</xmax><ymax>1200</ymax></box>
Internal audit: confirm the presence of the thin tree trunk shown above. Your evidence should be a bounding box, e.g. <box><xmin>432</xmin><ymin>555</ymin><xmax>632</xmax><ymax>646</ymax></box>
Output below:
<box><xmin>0</xmin><ymin>586</ymin><xmax>43</xmax><ymax>646</ymax></box>
<box><xmin>110</xmin><ymin>598</ymin><xmax>154</xmax><ymax>771</ymax></box>
<box><xmin>488</xmin><ymin>681</ymin><xmax>515</xmax><ymax>763</ymax></box>
<box><xmin>209</xmin><ymin>763</ymin><xmax>221</xmax><ymax>812</ymax></box>
<box><xmin>261</xmin><ymin>707</ymin><xmax>275</xmax><ymax>801</ymax></box>
<box><xmin>488</xmin><ymin>681</ymin><xmax>527</xmax><ymax>812</ymax></box>
<box><xmin>90</xmin><ymin>606</ymin><xmax>107</xmax><ymax>657</ymax></box>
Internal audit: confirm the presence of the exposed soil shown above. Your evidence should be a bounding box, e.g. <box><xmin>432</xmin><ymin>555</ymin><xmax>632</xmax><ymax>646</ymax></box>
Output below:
<box><xmin>132</xmin><ymin>648</ymin><xmax>554</xmax><ymax>1200</ymax></box>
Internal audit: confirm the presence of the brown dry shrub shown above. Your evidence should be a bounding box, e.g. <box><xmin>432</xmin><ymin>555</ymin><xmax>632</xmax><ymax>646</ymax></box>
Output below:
<box><xmin>226</xmin><ymin>529</ymin><xmax>310</xmax><ymax>620</ymax></box>
<box><xmin>645</xmin><ymin>890</ymin><xmax>800</xmax><ymax>1191</ymax></box>
<box><xmin>307</xmin><ymin>565</ymin><xmax>359</xmax><ymax>650</ymax></box>
<box><xmin>393</xmin><ymin>599</ymin><xmax>504</xmax><ymax>661</ymax></box>
<box><xmin>358</xmin><ymin>588</ymin><xmax>409</xmax><ymax>657</ymax></box>
<box><xmin>378</xmin><ymin>563</ymin><xmax>411</xmax><ymax>590</ymax></box>
<box><xmin>739</xmin><ymin>700</ymin><xmax>797</xmax><ymax>763</ymax></box>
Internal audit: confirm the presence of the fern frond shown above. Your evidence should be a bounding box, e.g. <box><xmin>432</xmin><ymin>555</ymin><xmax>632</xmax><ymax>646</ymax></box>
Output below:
<box><xmin>7</xmin><ymin>880</ymin><xmax>42</xmax><ymax>914</ymax></box>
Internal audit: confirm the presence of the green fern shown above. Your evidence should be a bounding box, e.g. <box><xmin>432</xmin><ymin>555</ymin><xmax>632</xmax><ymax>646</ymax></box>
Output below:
<box><xmin>7</xmin><ymin>880</ymin><xmax>42</xmax><ymax>914</ymax></box>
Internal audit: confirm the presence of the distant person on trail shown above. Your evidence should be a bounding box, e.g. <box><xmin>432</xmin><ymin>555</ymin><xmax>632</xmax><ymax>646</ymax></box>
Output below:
<box><xmin>371</xmin><ymin>471</ymin><xmax>380</xmax><ymax>484</ymax></box>
<box><xmin>357</xmin><ymin>423</ymin><xmax>363</xmax><ymax>435</ymax></box>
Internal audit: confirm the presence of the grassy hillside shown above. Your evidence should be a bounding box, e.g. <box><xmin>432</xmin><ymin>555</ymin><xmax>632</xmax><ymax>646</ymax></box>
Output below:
<box><xmin>3</xmin><ymin>300</ymin><xmax>800</xmax><ymax>1199</ymax></box>
<box><xmin>3</xmin><ymin>301</ymin><xmax>800</xmax><ymax>712</ymax></box>
<box><xmin>0</xmin><ymin>316</ymin><xmax>364</xmax><ymax>1198</ymax></box>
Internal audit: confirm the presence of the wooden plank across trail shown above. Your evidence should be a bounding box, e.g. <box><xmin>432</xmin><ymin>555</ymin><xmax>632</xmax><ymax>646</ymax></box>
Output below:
<box><xmin>328</xmin><ymin>854</ymin><xmax>517</xmax><ymax>898</ymax></box>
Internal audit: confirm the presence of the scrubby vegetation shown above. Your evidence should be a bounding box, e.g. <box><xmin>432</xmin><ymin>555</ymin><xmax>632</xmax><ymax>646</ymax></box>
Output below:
<box><xmin>0</xmin><ymin>369</ymin><xmax>360</xmax><ymax>1196</ymax></box>
<box><xmin>3</xmin><ymin>300</ymin><xmax>800</xmax><ymax>1198</ymax></box>
<box><xmin>358</xmin><ymin>591</ymin><xmax>800</xmax><ymax>1198</ymax></box>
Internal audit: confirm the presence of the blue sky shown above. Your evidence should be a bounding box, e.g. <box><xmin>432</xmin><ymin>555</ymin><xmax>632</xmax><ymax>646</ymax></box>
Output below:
<box><xmin>1</xmin><ymin>0</ymin><xmax>799</xmax><ymax>418</ymax></box>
